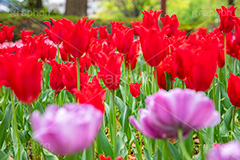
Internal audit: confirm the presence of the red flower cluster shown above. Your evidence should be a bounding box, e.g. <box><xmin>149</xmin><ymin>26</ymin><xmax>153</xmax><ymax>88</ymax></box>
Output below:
<box><xmin>0</xmin><ymin>24</ymin><xmax>15</xmax><ymax>43</ymax></box>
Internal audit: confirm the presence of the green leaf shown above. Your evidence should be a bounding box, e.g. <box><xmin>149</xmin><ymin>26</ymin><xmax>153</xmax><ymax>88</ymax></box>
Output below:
<box><xmin>224</xmin><ymin>106</ymin><xmax>233</xmax><ymax>130</ymax></box>
<box><xmin>133</xmin><ymin>133</ymin><xmax>142</xmax><ymax>160</ymax></box>
<box><xmin>116</xmin><ymin>133</ymin><xmax>128</xmax><ymax>158</ymax></box>
<box><xmin>0</xmin><ymin>104</ymin><xmax>12</xmax><ymax>147</ymax></box>
<box><xmin>121</xmin><ymin>104</ymin><xmax>131</xmax><ymax>135</ymax></box>
<box><xmin>97</xmin><ymin>129</ymin><xmax>114</xmax><ymax>158</ymax></box>
<box><xmin>184</xmin><ymin>131</ymin><xmax>193</xmax><ymax>157</ymax></box>
<box><xmin>42</xmin><ymin>149</ymin><xmax>58</xmax><ymax>160</ymax></box>
<box><xmin>143</xmin><ymin>147</ymin><xmax>151</xmax><ymax>160</ymax></box>
<box><xmin>167</xmin><ymin>141</ymin><xmax>183</xmax><ymax>160</ymax></box>
<box><xmin>0</xmin><ymin>150</ymin><xmax>10</xmax><ymax>160</ymax></box>
<box><xmin>152</xmin><ymin>149</ymin><xmax>162</xmax><ymax>160</ymax></box>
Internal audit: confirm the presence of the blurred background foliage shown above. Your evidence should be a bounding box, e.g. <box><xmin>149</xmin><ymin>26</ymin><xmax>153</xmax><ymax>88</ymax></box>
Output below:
<box><xmin>0</xmin><ymin>0</ymin><xmax>239</xmax><ymax>40</ymax></box>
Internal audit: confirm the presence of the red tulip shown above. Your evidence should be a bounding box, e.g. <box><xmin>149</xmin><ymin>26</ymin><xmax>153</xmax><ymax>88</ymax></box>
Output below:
<box><xmin>233</xmin><ymin>17</ymin><xmax>240</xmax><ymax>46</ymax></box>
<box><xmin>111</xmin><ymin>21</ymin><xmax>129</xmax><ymax>36</ymax></box>
<box><xmin>227</xmin><ymin>73</ymin><xmax>240</xmax><ymax>108</ymax></box>
<box><xmin>44</xmin><ymin>18</ymin><xmax>69</xmax><ymax>44</ymax></box>
<box><xmin>74</xmin><ymin>76</ymin><xmax>106</xmax><ymax>113</ymax></box>
<box><xmin>0</xmin><ymin>56</ymin><xmax>9</xmax><ymax>87</ymax></box>
<box><xmin>160</xmin><ymin>14</ymin><xmax>179</xmax><ymax>37</ymax></box>
<box><xmin>101</xmin><ymin>52</ymin><xmax>123</xmax><ymax>90</ymax></box>
<box><xmin>186</xmin><ymin>39</ymin><xmax>218</xmax><ymax>91</ymax></box>
<box><xmin>1</xmin><ymin>55</ymin><xmax>42</xmax><ymax>104</ymax></box>
<box><xmin>175</xmin><ymin>45</ymin><xmax>193</xmax><ymax>80</ymax></box>
<box><xmin>64</xmin><ymin>19</ymin><xmax>91</xmax><ymax>58</ymax></box>
<box><xmin>59</xmin><ymin>44</ymin><xmax>74</xmax><ymax>62</ymax></box>
<box><xmin>125</xmin><ymin>41</ymin><xmax>139</xmax><ymax>70</ymax></box>
<box><xmin>40</xmin><ymin>43</ymin><xmax>57</xmax><ymax>61</ymax></box>
<box><xmin>137</xmin><ymin>26</ymin><xmax>169</xmax><ymax>67</ymax></box>
<box><xmin>1</xmin><ymin>25</ymin><xmax>15</xmax><ymax>42</ymax></box>
<box><xmin>218</xmin><ymin>49</ymin><xmax>225</xmax><ymax>68</ymax></box>
<box><xmin>99</xmin><ymin>155</ymin><xmax>122</xmax><ymax>160</ymax></box>
<box><xmin>99</xmin><ymin>25</ymin><xmax>108</xmax><ymax>39</ymax></box>
<box><xmin>226</xmin><ymin>32</ymin><xmax>240</xmax><ymax>58</ymax></box>
<box><xmin>155</xmin><ymin>55</ymin><xmax>176</xmax><ymax>90</ymax></box>
<box><xmin>216</xmin><ymin>6</ymin><xmax>237</xmax><ymax>33</ymax></box>
<box><xmin>0</xmin><ymin>31</ymin><xmax>6</xmax><ymax>44</ymax></box>
<box><xmin>129</xmin><ymin>82</ymin><xmax>142</xmax><ymax>97</ymax></box>
<box><xmin>48</xmin><ymin>60</ymin><xmax>64</xmax><ymax>92</ymax></box>
<box><xmin>141</xmin><ymin>9</ymin><xmax>162</xmax><ymax>29</ymax></box>
<box><xmin>20</xmin><ymin>30</ymin><xmax>34</xmax><ymax>43</ymax></box>
<box><xmin>61</xmin><ymin>62</ymin><xmax>90</xmax><ymax>94</ymax></box>
<box><xmin>112</xmin><ymin>28</ymin><xmax>134</xmax><ymax>54</ymax></box>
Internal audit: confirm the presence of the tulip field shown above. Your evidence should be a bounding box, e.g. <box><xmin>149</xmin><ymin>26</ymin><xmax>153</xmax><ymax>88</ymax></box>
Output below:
<box><xmin>1</xmin><ymin>5</ymin><xmax>240</xmax><ymax>160</ymax></box>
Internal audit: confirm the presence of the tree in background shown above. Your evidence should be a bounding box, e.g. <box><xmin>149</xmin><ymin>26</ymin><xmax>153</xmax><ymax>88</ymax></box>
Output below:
<box><xmin>228</xmin><ymin>0</ymin><xmax>234</xmax><ymax>6</ymax></box>
<box><xmin>101</xmin><ymin>0</ymin><xmax>159</xmax><ymax>19</ymax></box>
<box><xmin>27</xmin><ymin>0</ymin><xmax>43</xmax><ymax>10</ymax></box>
<box><xmin>65</xmin><ymin>0</ymin><xmax>87</xmax><ymax>16</ymax></box>
<box><xmin>161</xmin><ymin>0</ymin><xmax>166</xmax><ymax>17</ymax></box>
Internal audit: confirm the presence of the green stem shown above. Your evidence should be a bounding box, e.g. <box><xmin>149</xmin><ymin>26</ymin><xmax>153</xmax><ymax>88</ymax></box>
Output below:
<box><xmin>199</xmin><ymin>130</ymin><xmax>205</xmax><ymax>160</ymax></box>
<box><xmin>146</xmin><ymin>64</ymin><xmax>149</xmax><ymax>94</ymax></box>
<box><xmin>151</xmin><ymin>139</ymin><xmax>156</xmax><ymax>154</ymax></box>
<box><xmin>152</xmin><ymin>67</ymin><xmax>155</xmax><ymax>93</ymax></box>
<box><xmin>111</xmin><ymin>90</ymin><xmax>116</xmax><ymax>157</ymax></box>
<box><xmin>95</xmin><ymin>66</ymin><xmax>98</xmax><ymax>79</ymax></box>
<box><xmin>164</xmin><ymin>139</ymin><xmax>174</xmax><ymax>160</ymax></box>
<box><xmin>59</xmin><ymin>90</ymin><xmax>62</xmax><ymax>106</ymax></box>
<box><xmin>154</xmin><ymin>67</ymin><xmax>158</xmax><ymax>92</ymax></box>
<box><xmin>92</xmin><ymin>144</ymin><xmax>95</xmax><ymax>160</ymax></box>
<box><xmin>57</xmin><ymin>44</ymin><xmax>60</xmax><ymax>63</ymax></box>
<box><xmin>76</xmin><ymin>58</ymin><xmax>81</xmax><ymax>90</ymax></box>
<box><xmin>123</xmin><ymin>56</ymin><xmax>127</xmax><ymax>102</ymax></box>
<box><xmin>181</xmin><ymin>80</ymin><xmax>185</xmax><ymax>89</ymax></box>
<box><xmin>136</xmin><ymin>97</ymin><xmax>139</xmax><ymax>110</ymax></box>
<box><xmin>177</xmin><ymin>128</ymin><xmax>191</xmax><ymax>160</ymax></box>
<box><xmin>224</xmin><ymin>32</ymin><xmax>227</xmax><ymax>87</ymax></box>
<box><xmin>139</xmin><ymin>132</ymin><xmax>143</xmax><ymax>160</ymax></box>
<box><xmin>232</xmin><ymin>107</ymin><xmax>236</xmax><ymax>140</ymax></box>
<box><xmin>11</xmin><ymin>91</ymin><xmax>21</xmax><ymax>160</ymax></box>
<box><xmin>67</xmin><ymin>52</ymin><xmax>69</xmax><ymax>62</ymax></box>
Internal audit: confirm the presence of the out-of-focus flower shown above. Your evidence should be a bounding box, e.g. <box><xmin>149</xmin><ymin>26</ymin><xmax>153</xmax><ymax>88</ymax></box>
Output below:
<box><xmin>99</xmin><ymin>154</ymin><xmax>122</xmax><ymax>160</ymax></box>
<box><xmin>129</xmin><ymin>82</ymin><xmax>142</xmax><ymax>97</ymax></box>
<box><xmin>129</xmin><ymin>88</ymin><xmax>220</xmax><ymax>139</ymax></box>
<box><xmin>1</xmin><ymin>55</ymin><xmax>42</xmax><ymax>104</ymax></box>
<box><xmin>160</xmin><ymin>14</ymin><xmax>179</xmax><ymax>37</ymax></box>
<box><xmin>1</xmin><ymin>25</ymin><xmax>15</xmax><ymax>42</ymax></box>
<box><xmin>48</xmin><ymin>60</ymin><xmax>64</xmax><ymax>92</ymax></box>
<box><xmin>31</xmin><ymin>103</ymin><xmax>103</xmax><ymax>155</ymax></box>
<box><xmin>207</xmin><ymin>141</ymin><xmax>240</xmax><ymax>160</ymax></box>
<box><xmin>20</xmin><ymin>30</ymin><xmax>34</xmax><ymax>43</ymax></box>
<box><xmin>227</xmin><ymin>73</ymin><xmax>240</xmax><ymax>108</ymax></box>
<box><xmin>216</xmin><ymin>6</ymin><xmax>237</xmax><ymax>33</ymax></box>
<box><xmin>74</xmin><ymin>76</ymin><xmax>106</xmax><ymax>113</ymax></box>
